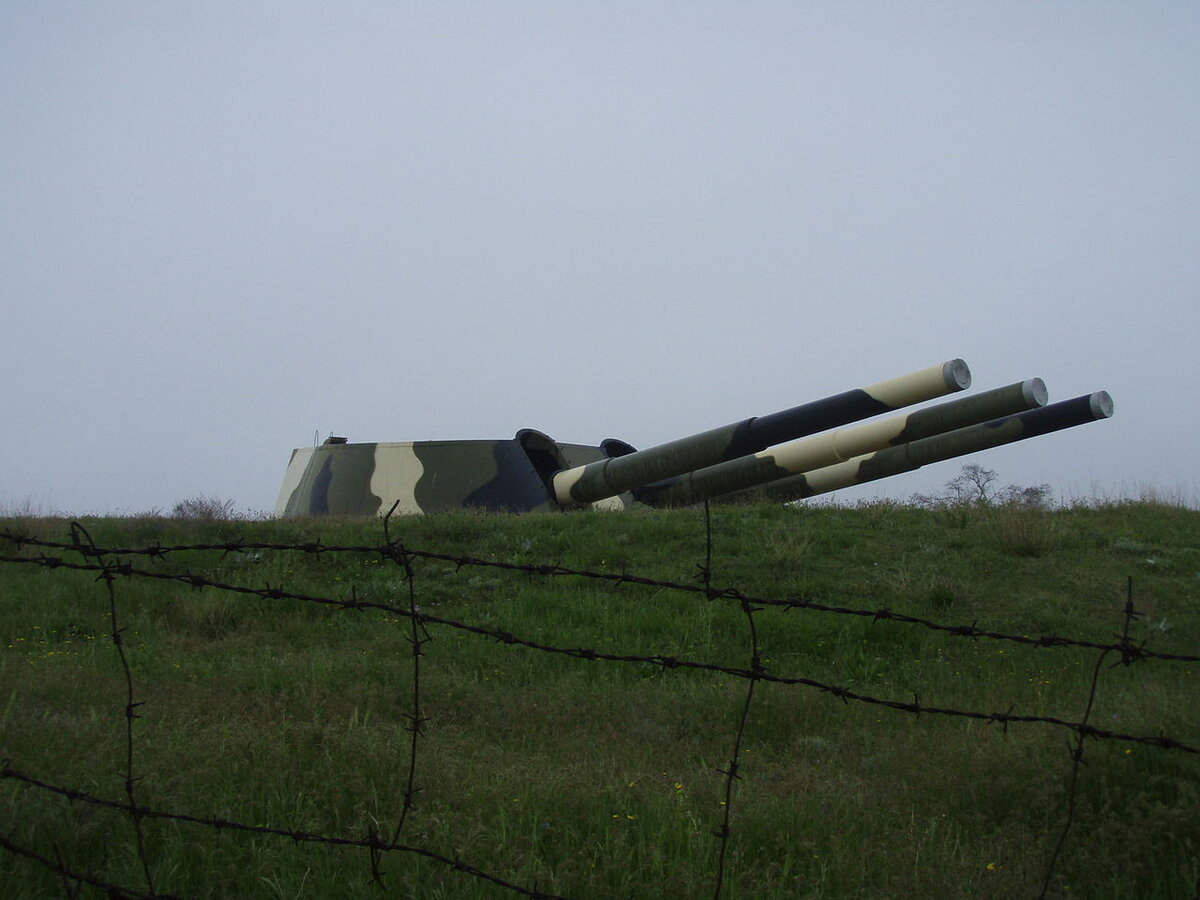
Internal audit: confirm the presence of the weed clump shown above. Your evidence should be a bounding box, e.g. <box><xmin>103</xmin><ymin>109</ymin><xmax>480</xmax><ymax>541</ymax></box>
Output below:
<box><xmin>986</xmin><ymin>505</ymin><xmax>1060</xmax><ymax>557</ymax></box>
<box><xmin>171</xmin><ymin>494</ymin><xmax>237</xmax><ymax>520</ymax></box>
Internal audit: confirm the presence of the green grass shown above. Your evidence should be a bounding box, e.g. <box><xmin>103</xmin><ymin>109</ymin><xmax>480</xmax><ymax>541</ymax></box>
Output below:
<box><xmin>1</xmin><ymin>501</ymin><xmax>1198</xmax><ymax>898</ymax></box>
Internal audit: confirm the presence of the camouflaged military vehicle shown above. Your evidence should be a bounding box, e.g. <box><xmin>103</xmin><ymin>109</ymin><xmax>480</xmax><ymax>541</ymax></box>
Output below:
<box><xmin>275</xmin><ymin>359</ymin><xmax>1112</xmax><ymax>517</ymax></box>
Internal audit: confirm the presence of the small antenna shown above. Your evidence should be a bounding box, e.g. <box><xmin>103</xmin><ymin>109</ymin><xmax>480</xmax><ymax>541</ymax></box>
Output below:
<box><xmin>313</xmin><ymin>429</ymin><xmax>319</xmax><ymax>447</ymax></box>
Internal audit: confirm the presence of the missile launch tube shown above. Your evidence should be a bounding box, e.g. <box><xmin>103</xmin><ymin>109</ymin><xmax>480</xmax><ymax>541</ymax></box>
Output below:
<box><xmin>552</xmin><ymin>358</ymin><xmax>971</xmax><ymax>506</ymax></box>
<box><xmin>636</xmin><ymin>379</ymin><xmax>1047</xmax><ymax>508</ymax></box>
<box><xmin>753</xmin><ymin>391</ymin><xmax>1113</xmax><ymax>503</ymax></box>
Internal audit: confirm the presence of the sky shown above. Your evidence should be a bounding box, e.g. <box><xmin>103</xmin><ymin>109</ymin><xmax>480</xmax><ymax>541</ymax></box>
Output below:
<box><xmin>2</xmin><ymin>2</ymin><xmax>1197</xmax><ymax>515</ymax></box>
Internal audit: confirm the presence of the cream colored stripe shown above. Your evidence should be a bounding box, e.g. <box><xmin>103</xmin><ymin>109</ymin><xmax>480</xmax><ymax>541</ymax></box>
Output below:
<box><xmin>800</xmin><ymin>458</ymin><xmax>862</xmax><ymax>495</ymax></box>
<box><xmin>552</xmin><ymin>466</ymin><xmax>587</xmax><ymax>506</ymax></box>
<box><xmin>589</xmin><ymin>496</ymin><xmax>627</xmax><ymax>511</ymax></box>
<box><xmin>760</xmin><ymin>414</ymin><xmax>907</xmax><ymax>474</ymax></box>
<box><xmin>274</xmin><ymin>447</ymin><xmax>314</xmax><ymax>516</ymax></box>
<box><xmin>864</xmin><ymin>360</ymin><xmax>967</xmax><ymax>408</ymax></box>
<box><xmin>830</xmin><ymin>416</ymin><xmax>909</xmax><ymax>459</ymax></box>
<box><xmin>368</xmin><ymin>444</ymin><xmax>426</xmax><ymax>516</ymax></box>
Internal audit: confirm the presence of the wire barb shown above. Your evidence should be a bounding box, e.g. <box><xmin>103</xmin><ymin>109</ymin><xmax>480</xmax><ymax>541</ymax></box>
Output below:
<box><xmin>0</xmin><ymin>520</ymin><xmax>1196</xmax><ymax>899</ymax></box>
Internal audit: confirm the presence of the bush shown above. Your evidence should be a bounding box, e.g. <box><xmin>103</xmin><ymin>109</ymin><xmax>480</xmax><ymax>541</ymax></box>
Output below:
<box><xmin>171</xmin><ymin>494</ymin><xmax>237</xmax><ymax>520</ymax></box>
<box><xmin>911</xmin><ymin>465</ymin><xmax>1054</xmax><ymax>512</ymax></box>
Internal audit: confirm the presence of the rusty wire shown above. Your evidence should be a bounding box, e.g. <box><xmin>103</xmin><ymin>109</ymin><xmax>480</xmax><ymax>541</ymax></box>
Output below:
<box><xmin>1</xmin><ymin>520</ymin><xmax>1197</xmax><ymax>898</ymax></box>
<box><xmin>3</xmin><ymin>529</ymin><xmax>1194</xmax><ymax>665</ymax></box>
<box><xmin>704</xmin><ymin>501</ymin><xmax>762</xmax><ymax>900</ymax></box>
<box><xmin>0</xmin><ymin>766</ymin><xmax>578</xmax><ymax>900</ymax></box>
<box><xmin>68</xmin><ymin>521</ymin><xmax>156</xmax><ymax>895</ymax></box>
<box><xmin>0</xmin><ymin>548</ymin><xmax>1193</xmax><ymax>754</ymax></box>
<box><xmin>0</xmin><ymin>831</ymin><xmax>180</xmax><ymax>900</ymax></box>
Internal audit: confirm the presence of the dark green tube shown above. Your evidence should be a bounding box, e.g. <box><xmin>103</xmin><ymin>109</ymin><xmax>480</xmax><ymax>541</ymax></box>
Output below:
<box><xmin>553</xmin><ymin>359</ymin><xmax>970</xmax><ymax>505</ymax></box>
<box><xmin>756</xmin><ymin>392</ymin><xmax>1112</xmax><ymax>502</ymax></box>
<box><xmin>638</xmin><ymin>379</ymin><xmax>1047</xmax><ymax>508</ymax></box>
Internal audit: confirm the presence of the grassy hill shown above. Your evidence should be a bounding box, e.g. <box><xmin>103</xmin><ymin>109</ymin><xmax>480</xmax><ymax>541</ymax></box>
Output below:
<box><xmin>1</xmin><ymin>499</ymin><xmax>1197</xmax><ymax>898</ymax></box>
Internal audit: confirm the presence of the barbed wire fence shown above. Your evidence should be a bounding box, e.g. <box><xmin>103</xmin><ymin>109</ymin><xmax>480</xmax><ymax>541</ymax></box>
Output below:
<box><xmin>0</xmin><ymin>510</ymin><xmax>1196</xmax><ymax>899</ymax></box>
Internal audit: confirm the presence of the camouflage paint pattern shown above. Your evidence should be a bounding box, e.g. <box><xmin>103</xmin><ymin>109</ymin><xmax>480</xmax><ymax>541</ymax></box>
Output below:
<box><xmin>635</xmin><ymin>379</ymin><xmax>1047</xmax><ymax>508</ymax></box>
<box><xmin>749</xmin><ymin>391</ymin><xmax>1113</xmax><ymax>503</ymax></box>
<box><xmin>275</xmin><ymin>431</ymin><xmax>625</xmax><ymax>517</ymax></box>
<box><xmin>553</xmin><ymin>359</ymin><xmax>971</xmax><ymax>506</ymax></box>
<box><xmin>275</xmin><ymin>362</ymin><xmax>1113</xmax><ymax>517</ymax></box>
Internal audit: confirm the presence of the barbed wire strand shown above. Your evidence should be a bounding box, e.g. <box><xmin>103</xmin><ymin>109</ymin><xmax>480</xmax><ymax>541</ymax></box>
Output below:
<box><xmin>1038</xmin><ymin>646</ymin><xmax>1111</xmax><ymax>898</ymax></box>
<box><xmin>707</xmin><ymin>500</ymin><xmax>762</xmax><ymax>900</ymax></box>
<box><xmin>383</xmin><ymin>502</ymin><xmax>432</xmax><ymax>874</ymax></box>
<box><xmin>1038</xmin><ymin>577</ymin><xmax>1142</xmax><ymax>898</ymax></box>
<box><xmin>0</xmin><ymin>765</ymin><xmax>578</xmax><ymax>900</ymax></box>
<box><xmin>2</xmin><ymin>521</ymin><xmax>1197</xmax><ymax>898</ymax></box>
<box><xmin>4</xmin><ymin>531</ymin><xmax>1194</xmax><ymax>665</ymax></box>
<box><xmin>1</xmin><ymin>549</ymin><xmax>1195</xmax><ymax>755</ymax></box>
<box><xmin>0</xmin><ymin>828</ymin><xmax>179</xmax><ymax>900</ymax></box>
<box><xmin>69</xmin><ymin>521</ymin><xmax>156</xmax><ymax>896</ymax></box>
<box><xmin>1</xmin><ymin>532</ymin><xmax>571</xmax><ymax>899</ymax></box>
<box><xmin>52</xmin><ymin>844</ymin><xmax>83</xmax><ymax>900</ymax></box>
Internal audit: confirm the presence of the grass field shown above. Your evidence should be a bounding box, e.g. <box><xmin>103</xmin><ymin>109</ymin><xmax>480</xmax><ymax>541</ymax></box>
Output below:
<box><xmin>1</xmin><ymin>499</ymin><xmax>1197</xmax><ymax>898</ymax></box>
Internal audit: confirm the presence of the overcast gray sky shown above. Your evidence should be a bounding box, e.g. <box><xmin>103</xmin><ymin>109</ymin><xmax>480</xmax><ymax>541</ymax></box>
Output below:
<box><xmin>3</xmin><ymin>2</ymin><xmax>1197</xmax><ymax>515</ymax></box>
